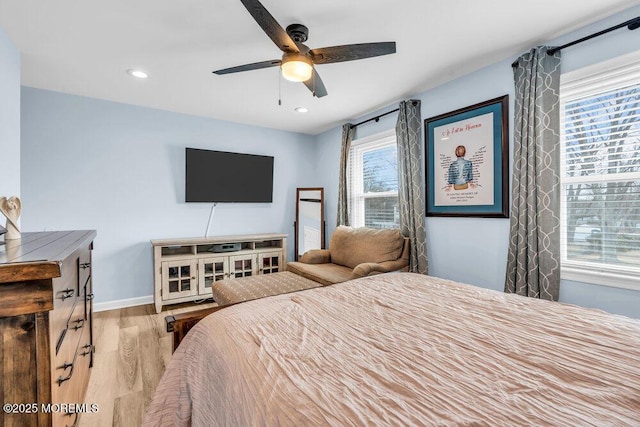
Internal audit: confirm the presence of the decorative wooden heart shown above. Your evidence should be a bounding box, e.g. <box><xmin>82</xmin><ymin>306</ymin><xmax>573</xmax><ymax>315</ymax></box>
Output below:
<box><xmin>0</xmin><ymin>196</ymin><xmax>22</xmax><ymax>239</ymax></box>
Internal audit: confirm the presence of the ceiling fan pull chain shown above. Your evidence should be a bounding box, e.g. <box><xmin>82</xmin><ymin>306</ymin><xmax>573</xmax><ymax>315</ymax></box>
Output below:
<box><xmin>278</xmin><ymin>67</ymin><xmax>282</xmax><ymax>106</ymax></box>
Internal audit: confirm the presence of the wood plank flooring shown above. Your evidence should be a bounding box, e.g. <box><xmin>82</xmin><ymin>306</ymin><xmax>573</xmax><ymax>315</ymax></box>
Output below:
<box><xmin>78</xmin><ymin>300</ymin><xmax>217</xmax><ymax>427</ymax></box>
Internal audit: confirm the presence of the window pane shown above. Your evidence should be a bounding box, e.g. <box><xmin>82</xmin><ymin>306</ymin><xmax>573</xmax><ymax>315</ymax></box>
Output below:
<box><xmin>565</xmin><ymin>180</ymin><xmax>640</xmax><ymax>268</ymax></box>
<box><xmin>363</xmin><ymin>146</ymin><xmax>398</xmax><ymax>192</ymax></box>
<box><xmin>365</xmin><ymin>197</ymin><xmax>399</xmax><ymax>229</ymax></box>
<box><xmin>564</xmin><ymin>86</ymin><xmax>640</xmax><ymax>178</ymax></box>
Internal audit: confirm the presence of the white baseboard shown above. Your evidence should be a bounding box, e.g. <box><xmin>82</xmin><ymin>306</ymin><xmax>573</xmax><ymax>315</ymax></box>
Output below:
<box><xmin>94</xmin><ymin>295</ymin><xmax>154</xmax><ymax>312</ymax></box>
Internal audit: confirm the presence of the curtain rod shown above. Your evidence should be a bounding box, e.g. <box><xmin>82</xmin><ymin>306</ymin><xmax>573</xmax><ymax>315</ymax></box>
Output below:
<box><xmin>350</xmin><ymin>101</ymin><xmax>418</xmax><ymax>129</ymax></box>
<box><xmin>511</xmin><ymin>16</ymin><xmax>640</xmax><ymax>68</ymax></box>
<box><xmin>350</xmin><ymin>108</ymin><xmax>398</xmax><ymax>129</ymax></box>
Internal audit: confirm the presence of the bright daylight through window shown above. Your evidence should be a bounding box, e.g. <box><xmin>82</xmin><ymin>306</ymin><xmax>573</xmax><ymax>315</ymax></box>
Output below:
<box><xmin>348</xmin><ymin>130</ymin><xmax>399</xmax><ymax>229</ymax></box>
<box><xmin>560</xmin><ymin>52</ymin><xmax>640</xmax><ymax>290</ymax></box>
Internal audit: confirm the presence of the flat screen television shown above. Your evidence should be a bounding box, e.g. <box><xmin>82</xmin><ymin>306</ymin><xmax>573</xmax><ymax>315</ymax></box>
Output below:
<box><xmin>185</xmin><ymin>148</ymin><xmax>274</xmax><ymax>203</ymax></box>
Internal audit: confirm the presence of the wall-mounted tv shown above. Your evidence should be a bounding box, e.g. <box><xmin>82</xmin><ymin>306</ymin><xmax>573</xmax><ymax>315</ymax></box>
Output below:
<box><xmin>185</xmin><ymin>148</ymin><xmax>274</xmax><ymax>203</ymax></box>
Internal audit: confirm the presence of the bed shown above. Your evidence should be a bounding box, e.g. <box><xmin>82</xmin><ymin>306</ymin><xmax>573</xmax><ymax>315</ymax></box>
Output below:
<box><xmin>143</xmin><ymin>273</ymin><xmax>640</xmax><ymax>426</ymax></box>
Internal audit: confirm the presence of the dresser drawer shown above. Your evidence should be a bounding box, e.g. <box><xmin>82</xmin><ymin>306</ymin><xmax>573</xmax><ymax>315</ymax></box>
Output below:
<box><xmin>52</xmin><ymin>300</ymin><xmax>85</xmax><ymax>386</ymax></box>
<box><xmin>77</xmin><ymin>249</ymin><xmax>91</xmax><ymax>297</ymax></box>
<box><xmin>51</xmin><ymin>295</ymin><xmax>83</xmax><ymax>358</ymax></box>
<box><xmin>52</xmin><ymin>252</ymin><xmax>80</xmax><ymax>312</ymax></box>
<box><xmin>52</xmin><ymin>323</ymin><xmax>90</xmax><ymax>427</ymax></box>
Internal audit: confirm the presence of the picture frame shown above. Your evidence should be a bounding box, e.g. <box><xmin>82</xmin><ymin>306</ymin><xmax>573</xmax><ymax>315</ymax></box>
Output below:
<box><xmin>424</xmin><ymin>95</ymin><xmax>509</xmax><ymax>218</ymax></box>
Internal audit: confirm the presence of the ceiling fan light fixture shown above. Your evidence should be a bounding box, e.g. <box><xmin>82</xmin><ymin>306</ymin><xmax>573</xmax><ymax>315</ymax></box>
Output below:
<box><xmin>281</xmin><ymin>54</ymin><xmax>313</xmax><ymax>82</ymax></box>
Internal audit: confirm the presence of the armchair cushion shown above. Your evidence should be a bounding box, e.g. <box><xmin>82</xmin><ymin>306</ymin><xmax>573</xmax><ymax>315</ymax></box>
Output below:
<box><xmin>330</xmin><ymin>226</ymin><xmax>405</xmax><ymax>269</ymax></box>
<box><xmin>286</xmin><ymin>262</ymin><xmax>353</xmax><ymax>286</ymax></box>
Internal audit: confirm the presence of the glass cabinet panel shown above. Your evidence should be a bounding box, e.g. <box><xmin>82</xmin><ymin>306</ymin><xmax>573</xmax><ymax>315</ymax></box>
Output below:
<box><xmin>230</xmin><ymin>254</ymin><xmax>256</xmax><ymax>278</ymax></box>
<box><xmin>162</xmin><ymin>260</ymin><xmax>197</xmax><ymax>300</ymax></box>
<box><xmin>198</xmin><ymin>257</ymin><xmax>229</xmax><ymax>295</ymax></box>
<box><xmin>259</xmin><ymin>252</ymin><xmax>282</xmax><ymax>274</ymax></box>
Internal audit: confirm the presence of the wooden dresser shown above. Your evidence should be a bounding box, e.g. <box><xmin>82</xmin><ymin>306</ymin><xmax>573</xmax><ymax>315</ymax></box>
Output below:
<box><xmin>0</xmin><ymin>230</ymin><xmax>96</xmax><ymax>427</ymax></box>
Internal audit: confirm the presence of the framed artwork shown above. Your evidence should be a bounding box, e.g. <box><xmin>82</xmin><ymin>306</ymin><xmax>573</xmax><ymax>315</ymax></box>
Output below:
<box><xmin>424</xmin><ymin>95</ymin><xmax>509</xmax><ymax>218</ymax></box>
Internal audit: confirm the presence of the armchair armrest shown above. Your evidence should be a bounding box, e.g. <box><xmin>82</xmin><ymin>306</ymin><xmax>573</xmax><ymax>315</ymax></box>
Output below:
<box><xmin>350</xmin><ymin>262</ymin><xmax>391</xmax><ymax>279</ymax></box>
<box><xmin>299</xmin><ymin>249</ymin><xmax>331</xmax><ymax>264</ymax></box>
<box><xmin>378</xmin><ymin>257</ymin><xmax>410</xmax><ymax>273</ymax></box>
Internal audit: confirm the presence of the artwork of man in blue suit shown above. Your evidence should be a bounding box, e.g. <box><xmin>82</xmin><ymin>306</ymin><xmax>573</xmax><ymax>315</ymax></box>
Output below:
<box><xmin>447</xmin><ymin>145</ymin><xmax>473</xmax><ymax>190</ymax></box>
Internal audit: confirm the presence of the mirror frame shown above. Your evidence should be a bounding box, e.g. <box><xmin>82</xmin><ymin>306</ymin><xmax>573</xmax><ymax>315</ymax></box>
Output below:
<box><xmin>294</xmin><ymin>187</ymin><xmax>325</xmax><ymax>261</ymax></box>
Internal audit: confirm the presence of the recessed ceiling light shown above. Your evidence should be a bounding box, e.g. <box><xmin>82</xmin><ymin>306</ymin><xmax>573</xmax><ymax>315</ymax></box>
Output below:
<box><xmin>295</xmin><ymin>107</ymin><xmax>309</xmax><ymax>113</ymax></box>
<box><xmin>127</xmin><ymin>69</ymin><xmax>148</xmax><ymax>79</ymax></box>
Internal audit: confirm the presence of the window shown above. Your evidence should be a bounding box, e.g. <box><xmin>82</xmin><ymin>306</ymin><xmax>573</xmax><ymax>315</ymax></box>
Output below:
<box><xmin>348</xmin><ymin>129</ymin><xmax>399</xmax><ymax>229</ymax></box>
<box><xmin>560</xmin><ymin>52</ymin><xmax>640</xmax><ymax>290</ymax></box>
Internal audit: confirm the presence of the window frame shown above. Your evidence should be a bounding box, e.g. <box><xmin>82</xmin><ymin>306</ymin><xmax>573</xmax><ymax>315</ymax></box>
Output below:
<box><xmin>559</xmin><ymin>51</ymin><xmax>640</xmax><ymax>291</ymax></box>
<box><xmin>347</xmin><ymin>129</ymin><xmax>399</xmax><ymax>228</ymax></box>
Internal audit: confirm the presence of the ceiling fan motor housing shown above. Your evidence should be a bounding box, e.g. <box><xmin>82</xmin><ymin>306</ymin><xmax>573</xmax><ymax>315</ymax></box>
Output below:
<box><xmin>286</xmin><ymin>24</ymin><xmax>309</xmax><ymax>43</ymax></box>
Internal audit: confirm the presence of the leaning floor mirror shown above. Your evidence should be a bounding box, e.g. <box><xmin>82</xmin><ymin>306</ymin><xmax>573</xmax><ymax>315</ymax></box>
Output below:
<box><xmin>295</xmin><ymin>188</ymin><xmax>325</xmax><ymax>261</ymax></box>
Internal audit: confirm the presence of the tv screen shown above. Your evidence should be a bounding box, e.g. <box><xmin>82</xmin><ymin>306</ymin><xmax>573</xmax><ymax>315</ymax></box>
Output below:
<box><xmin>185</xmin><ymin>148</ymin><xmax>274</xmax><ymax>203</ymax></box>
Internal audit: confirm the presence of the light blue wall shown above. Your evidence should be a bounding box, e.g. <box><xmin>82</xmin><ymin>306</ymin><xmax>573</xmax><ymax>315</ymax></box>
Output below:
<box><xmin>17</xmin><ymin>6</ymin><xmax>640</xmax><ymax>315</ymax></box>
<box><xmin>0</xmin><ymin>25</ymin><xmax>20</xmax><ymax>198</ymax></box>
<box><xmin>21</xmin><ymin>88</ymin><xmax>316</xmax><ymax>304</ymax></box>
<box><xmin>316</xmin><ymin>6</ymin><xmax>640</xmax><ymax>318</ymax></box>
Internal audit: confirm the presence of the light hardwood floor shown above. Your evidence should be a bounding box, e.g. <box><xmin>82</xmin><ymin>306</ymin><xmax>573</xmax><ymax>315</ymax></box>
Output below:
<box><xmin>78</xmin><ymin>301</ymin><xmax>217</xmax><ymax>427</ymax></box>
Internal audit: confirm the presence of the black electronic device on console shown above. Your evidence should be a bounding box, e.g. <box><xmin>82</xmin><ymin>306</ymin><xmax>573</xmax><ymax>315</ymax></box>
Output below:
<box><xmin>209</xmin><ymin>243</ymin><xmax>242</xmax><ymax>253</ymax></box>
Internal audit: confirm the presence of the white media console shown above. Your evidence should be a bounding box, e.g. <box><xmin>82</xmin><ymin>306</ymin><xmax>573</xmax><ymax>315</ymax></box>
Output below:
<box><xmin>151</xmin><ymin>233</ymin><xmax>287</xmax><ymax>313</ymax></box>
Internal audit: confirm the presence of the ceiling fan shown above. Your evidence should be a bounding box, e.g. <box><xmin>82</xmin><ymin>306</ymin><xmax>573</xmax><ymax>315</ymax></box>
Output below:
<box><xmin>212</xmin><ymin>0</ymin><xmax>396</xmax><ymax>98</ymax></box>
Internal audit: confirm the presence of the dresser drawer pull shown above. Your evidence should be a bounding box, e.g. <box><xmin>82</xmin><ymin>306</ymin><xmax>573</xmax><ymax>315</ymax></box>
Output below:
<box><xmin>61</xmin><ymin>288</ymin><xmax>75</xmax><ymax>300</ymax></box>
<box><xmin>71</xmin><ymin>318</ymin><xmax>84</xmax><ymax>330</ymax></box>
<box><xmin>87</xmin><ymin>293</ymin><xmax>95</xmax><ymax>300</ymax></box>
<box><xmin>59</xmin><ymin>361</ymin><xmax>74</xmax><ymax>371</ymax></box>
<box><xmin>57</xmin><ymin>372</ymin><xmax>73</xmax><ymax>386</ymax></box>
<box><xmin>65</xmin><ymin>410</ymin><xmax>79</xmax><ymax>427</ymax></box>
<box><xmin>80</xmin><ymin>344</ymin><xmax>93</xmax><ymax>357</ymax></box>
<box><xmin>80</xmin><ymin>262</ymin><xmax>91</xmax><ymax>269</ymax></box>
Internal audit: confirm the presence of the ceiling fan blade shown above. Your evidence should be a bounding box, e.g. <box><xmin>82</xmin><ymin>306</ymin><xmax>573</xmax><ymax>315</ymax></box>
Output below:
<box><xmin>303</xmin><ymin>68</ymin><xmax>328</xmax><ymax>98</ymax></box>
<box><xmin>239</xmin><ymin>0</ymin><xmax>299</xmax><ymax>53</ymax></box>
<box><xmin>310</xmin><ymin>42</ymin><xmax>396</xmax><ymax>64</ymax></box>
<box><xmin>213</xmin><ymin>59</ymin><xmax>281</xmax><ymax>75</ymax></box>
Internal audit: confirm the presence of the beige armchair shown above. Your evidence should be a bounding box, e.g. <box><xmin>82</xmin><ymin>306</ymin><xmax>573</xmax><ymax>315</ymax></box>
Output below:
<box><xmin>287</xmin><ymin>226</ymin><xmax>410</xmax><ymax>286</ymax></box>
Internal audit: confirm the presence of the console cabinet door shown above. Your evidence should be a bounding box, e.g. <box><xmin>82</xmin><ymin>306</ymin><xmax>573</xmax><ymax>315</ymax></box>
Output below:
<box><xmin>229</xmin><ymin>254</ymin><xmax>257</xmax><ymax>278</ymax></box>
<box><xmin>161</xmin><ymin>260</ymin><xmax>198</xmax><ymax>300</ymax></box>
<box><xmin>198</xmin><ymin>257</ymin><xmax>229</xmax><ymax>295</ymax></box>
<box><xmin>258</xmin><ymin>251</ymin><xmax>282</xmax><ymax>274</ymax></box>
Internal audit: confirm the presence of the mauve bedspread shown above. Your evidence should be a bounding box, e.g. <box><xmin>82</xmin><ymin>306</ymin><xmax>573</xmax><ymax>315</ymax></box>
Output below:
<box><xmin>143</xmin><ymin>273</ymin><xmax>640</xmax><ymax>426</ymax></box>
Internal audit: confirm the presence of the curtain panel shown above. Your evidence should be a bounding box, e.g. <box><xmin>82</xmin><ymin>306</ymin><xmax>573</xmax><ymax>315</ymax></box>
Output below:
<box><xmin>505</xmin><ymin>46</ymin><xmax>561</xmax><ymax>301</ymax></box>
<box><xmin>336</xmin><ymin>123</ymin><xmax>355</xmax><ymax>226</ymax></box>
<box><xmin>396</xmin><ymin>100</ymin><xmax>429</xmax><ymax>274</ymax></box>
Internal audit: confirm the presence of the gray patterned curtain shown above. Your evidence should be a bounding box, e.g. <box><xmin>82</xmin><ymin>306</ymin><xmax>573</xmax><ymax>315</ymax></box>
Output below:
<box><xmin>396</xmin><ymin>100</ymin><xmax>428</xmax><ymax>274</ymax></box>
<box><xmin>505</xmin><ymin>46</ymin><xmax>561</xmax><ymax>301</ymax></box>
<box><xmin>337</xmin><ymin>123</ymin><xmax>355</xmax><ymax>226</ymax></box>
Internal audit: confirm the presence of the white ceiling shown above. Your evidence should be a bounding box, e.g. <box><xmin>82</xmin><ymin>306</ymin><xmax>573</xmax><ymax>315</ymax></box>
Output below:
<box><xmin>1</xmin><ymin>0</ymin><xmax>638</xmax><ymax>135</ymax></box>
